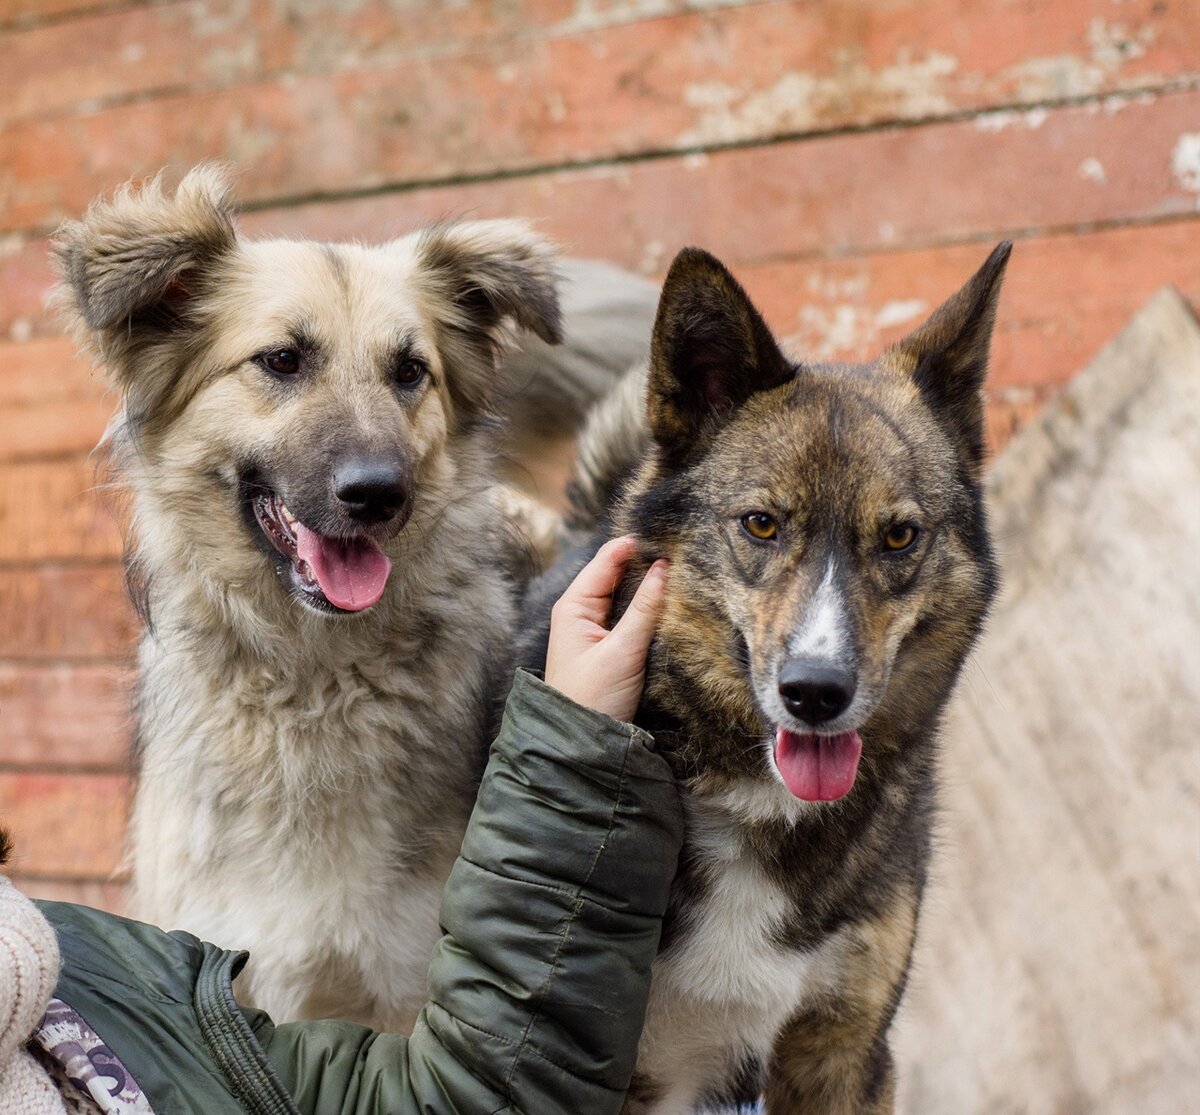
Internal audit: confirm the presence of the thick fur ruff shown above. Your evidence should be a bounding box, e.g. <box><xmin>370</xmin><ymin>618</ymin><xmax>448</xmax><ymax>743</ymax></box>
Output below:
<box><xmin>519</xmin><ymin>243</ymin><xmax>1010</xmax><ymax>1111</ymax></box>
<box><xmin>53</xmin><ymin>165</ymin><xmax>645</xmax><ymax>1030</ymax></box>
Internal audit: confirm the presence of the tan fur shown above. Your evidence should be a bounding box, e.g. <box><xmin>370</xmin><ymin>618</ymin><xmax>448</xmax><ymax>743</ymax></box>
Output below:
<box><xmin>54</xmin><ymin>167</ymin><xmax>569</xmax><ymax>1029</ymax></box>
<box><xmin>764</xmin><ymin>893</ymin><xmax>917</xmax><ymax>1113</ymax></box>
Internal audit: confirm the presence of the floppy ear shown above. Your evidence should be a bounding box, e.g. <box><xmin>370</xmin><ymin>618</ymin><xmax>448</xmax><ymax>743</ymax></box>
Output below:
<box><xmin>416</xmin><ymin>220</ymin><xmax>562</xmax><ymax>422</ymax></box>
<box><xmin>53</xmin><ymin>165</ymin><xmax>237</xmax><ymax>421</ymax></box>
<box><xmin>890</xmin><ymin>241</ymin><xmax>1011</xmax><ymax>470</ymax></box>
<box><xmin>54</xmin><ymin>164</ymin><xmax>236</xmax><ymax>342</ymax></box>
<box><xmin>648</xmin><ymin>247</ymin><xmax>792</xmax><ymax>458</ymax></box>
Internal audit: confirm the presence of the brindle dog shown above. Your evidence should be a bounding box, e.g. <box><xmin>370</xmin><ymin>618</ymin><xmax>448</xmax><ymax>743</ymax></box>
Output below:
<box><xmin>519</xmin><ymin>242</ymin><xmax>1010</xmax><ymax>1113</ymax></box>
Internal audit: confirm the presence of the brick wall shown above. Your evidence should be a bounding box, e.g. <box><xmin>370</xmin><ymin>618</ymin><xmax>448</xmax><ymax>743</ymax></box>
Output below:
<box><xmin>2</xmin><ymin>0</ymin><xmax>1198</xmax><ymax>911</ymax></box>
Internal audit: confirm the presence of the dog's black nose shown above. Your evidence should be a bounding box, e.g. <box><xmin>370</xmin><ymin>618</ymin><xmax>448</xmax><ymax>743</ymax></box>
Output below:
<box><xmin>333</xmin><ymin>458</ymin><xmax>410</xmax><ymax>523</ymax></box>
<box><xmin>778</xmin><ymin>658</ymin><xmax>856</xmax><ymax>725</ymax></box>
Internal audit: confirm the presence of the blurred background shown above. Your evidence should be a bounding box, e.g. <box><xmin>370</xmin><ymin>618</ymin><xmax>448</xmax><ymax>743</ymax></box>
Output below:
<box><xmin>0</xmin><ymin>3</ymin><xmax>1197</xmax><ymax>1106</ymax></box>
<box><xmin>3</xmin><ymin>0</ymin><xmax>1198</xmax><ymax>910</ymax></box>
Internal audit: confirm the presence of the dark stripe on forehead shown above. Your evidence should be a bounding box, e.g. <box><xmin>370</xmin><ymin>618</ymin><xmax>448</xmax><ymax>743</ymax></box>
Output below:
<box><xmin>790</xmin><ymin>366</ymin><xmax>917</xmax><ymax>450</ymax></box>
<box><xmin>852</xmin><ymin>394</ymin><xmax>918</xmax><ymax>455</ymax></box>
<box><xmin>321</xmin><ymin>244</ymin><xmax>350</xmax><ymax>291</ymax></box>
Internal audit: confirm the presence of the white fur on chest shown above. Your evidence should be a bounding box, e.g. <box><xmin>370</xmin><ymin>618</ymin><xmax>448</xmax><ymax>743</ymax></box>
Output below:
<box><xmin>128</xmin><ymin>561</ymin><xmax>506</xmax><ymax>1029</ymax></box>
<box><xmin>131</xmin><ymin>665</ymin><xmax>472</xmax><ymax>1028</ymax></box>
<box><xmin>637</xmin><ymin>819</ymin><xmax>848</xmax><ymax>1115</ymax></box>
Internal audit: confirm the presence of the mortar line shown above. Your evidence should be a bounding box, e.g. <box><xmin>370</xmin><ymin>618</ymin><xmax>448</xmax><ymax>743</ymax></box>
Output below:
<box><xmin>0</xmin><ymin>763</ymin><xmax>132</xmax><ymax>776</ymax></box>
<box><xmin>0</xmin><ymin>0</ymin><xmax>159</xmax><ymax>34</ymax></box>
<box><xmin>730</xmin><ymin>209</ymin><xmax>1200</xmax><ymax>270</ymax></box>
<box><xmin>240</xmin><ymin>79</ymin><xmax>1200</xmax><ymax>215</ymax></box>
<box><xmin>3</xmin><ymin>77</ymin><xmax>1198</xmax><ymax>241</ymax></box>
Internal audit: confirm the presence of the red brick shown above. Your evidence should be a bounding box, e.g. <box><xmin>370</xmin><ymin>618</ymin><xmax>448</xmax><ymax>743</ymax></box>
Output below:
<box><xmin>0</xmin><ymin>336</ymin><xmax>100</xmax><ymax>406</ymax></box>
<box><xmin>6</xmin><ymin>90</ymin><xmax>1200</xmax><ymax>335</ymax></box>
<box><xmin>0</xmin><ymin>338</ymin><xmax>114</xmax><ymax>461</ymax></box>
<box><xmin>0</xmin><ymin>770</ymin><xmax>129</xmax><ymax>879</ymax></box>
<box><xmin>0</xmin><ymin>563</ymin><xmax>136</xmax><ymax>661</ymax></box>
<box><xmin>0</xmin><ymin>457</ymin><xmax>124</xmax><ymax>562</ymax></box>
<box><xmin>0</xmin><ymin>0</ymin><xmax>583</xmax><ymax>123</ymax></box>
<box><xmin>0</xmin><ymin>663</ymin><xmax>132</xmax><ymax>768</ymax></box>
<box><xmin>0</xmin><ymin>233</ymin><xmax>56</xmax><ymax>339</ymax></box>
<box><xmin>0</xmin><ymin>0</ymin><xmax>106</xmax><ymax>26</ymax></box>
<box><xmin>6</xmin><ymin>874</ymin><xmax>127</xmax><ymax>915</ymax></box>
<box><xmin>5</xmin><ymin>30</ymin><xmax>1199</xmax><ymax>233</ymax></box>
<box><xmin>6</xmin><ymin>0</ymin><xmax>1195</xmax><ymax>131</ymax></box>
<box><xmin>735</xmin><ymin>219</ymin><xmax>1200</xmax><ymax>388</ymax></box>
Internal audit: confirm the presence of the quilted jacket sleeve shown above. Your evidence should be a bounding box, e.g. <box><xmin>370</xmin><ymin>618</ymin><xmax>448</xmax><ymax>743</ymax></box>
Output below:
<box><xmin>259</xmin><ymin>669</ymin><xmax>683</xmax><ymax>1115</ymax></box>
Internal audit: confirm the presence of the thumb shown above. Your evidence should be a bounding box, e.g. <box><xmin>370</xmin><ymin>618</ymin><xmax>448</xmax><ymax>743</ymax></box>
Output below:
<box><xmin>608</xmin><ymin>560</ymin><xmax>669</xmax><ymax>659</ymax></box>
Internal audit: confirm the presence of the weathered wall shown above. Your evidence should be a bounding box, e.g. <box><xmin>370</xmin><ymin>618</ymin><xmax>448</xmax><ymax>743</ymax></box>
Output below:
<box><xmin>1</xmin><ymin>0</ymin><xmax>1197</xmax><ymax>907</ymax></box>
<box><xmin>895</xmin><ymin>287</ymin><xmax>1200</xmax><ymax>1114</ymax></box>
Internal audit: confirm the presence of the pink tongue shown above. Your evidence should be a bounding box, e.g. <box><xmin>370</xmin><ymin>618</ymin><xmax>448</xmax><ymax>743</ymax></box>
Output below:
<box><xmin>294</xmin><ymin>524</ymin><xmax>392</xmax><ymax>612</ymax></box>
<box><xmin>774</xmin><ymin>728</ymin><xmax>863</xmax><ymax>802</ymax></box>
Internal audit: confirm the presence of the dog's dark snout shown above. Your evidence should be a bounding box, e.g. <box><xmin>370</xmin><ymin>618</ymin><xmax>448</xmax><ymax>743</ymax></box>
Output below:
<box><xmin>333</xmin><ymin>457</ymin><xmax>409</xmax><ymax>523</ymax></box>
<box><xmin>778</xmin><ymin>658</ymin><xmax>856</xmax><ymax>725</ymax></box>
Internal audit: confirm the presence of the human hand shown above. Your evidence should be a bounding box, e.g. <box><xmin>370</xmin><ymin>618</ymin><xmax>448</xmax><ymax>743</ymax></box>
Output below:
<box><xmin>544</xmin><ymin>536</ymin><xmax>669</xmax><ymax>722</ymax></box>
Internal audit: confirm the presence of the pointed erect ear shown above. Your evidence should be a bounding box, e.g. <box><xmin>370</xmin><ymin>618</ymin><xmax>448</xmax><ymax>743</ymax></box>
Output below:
<box><xmin>891</xmin><ymin>241</ymin><xmax>1012</xmax><ymax>469</ymax></box>
<box><xmin>416</xmin><ymin>220</ymin><xmax>562</xmax><ymax>421</ymax></box>
<box><xmin>53</xmin><ymin>164</ymin><xmax>237</xmax><ymax>340</ymax></box>
<box><xmin>648</xmin><ymin>247</ymin><xmax>792</xmax><ymax>457</ymax></box>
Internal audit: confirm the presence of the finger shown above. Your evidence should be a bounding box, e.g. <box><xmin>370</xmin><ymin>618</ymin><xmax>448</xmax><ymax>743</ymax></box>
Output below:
<box><xmin>559</xmin><ymin>536</ymin><xmax>640</xmax><ymax>627</ymax></box>
<box><xmin>608</xmin><ymin>559</ymin><xmax>669</xmax><ymax>656</ymax></box>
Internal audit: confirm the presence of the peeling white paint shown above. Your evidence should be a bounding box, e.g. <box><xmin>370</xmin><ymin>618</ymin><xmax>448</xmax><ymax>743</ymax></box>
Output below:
<box><xmin>998</xmin><ymin>385</ymin><xmax>1037</xmax><ymax>406</ymax></box>
<box><xmin>0</xmin><ymin>232</ymin><xmax>26</xmax><ymax>259</ymax></box>
<box><xmin>875</xmin><ymin>299</ymin><xmax>928</xmax><ymax>330</ymax></box>
<box><xmin>975</xmin><ymin>106</ymin><xmax>1049</xmax><ymax>132</ymax></box>
<box><xmin>639</xmin><ymin>239</ymin><xmax>668</xmax><ymax>275</ymax></box>
<box><xmin>559</xmin><ymin>0</ymin><xmax>728</xmax><ymax>35</ymax></box>
<box><xmin>1078</xmin><ymin>156</ymin><xmax>1108</xmax><ymax>184</ymax></box>
<box><xmin>1172</xmin><ymin>133</ymin><xmax>1200</xmax><ymax>193</ymax></box>
<box><xmin>786</xmin><ymin>294</ymin><xmax>928</xmax><ymax>361</ymax></box>
<box><xmin>1087</xmin><ymin>17</ymin><xmax>1155</xmax><ymax>68</ymax></box>
<box><xmin>998</xmin><ymin>18</ymin><xmax>1159</xmax><ymax>101</ymax></box>
<box><xmin>805</xmin><ymin>305</ymin><xmax>866</xmax><ymax>357</ymax></box>
<box><xmin>804</xmin><ymin>271</ymin><xmax>868</xmax><ymax>301</ymax></box>
<box><xmin>1102</xmin><ymin>90</ymin><xmax>1158</xmax><ymax>114</ymax></box>
<box><xmin>677</xmin><ymin>51</ymin><xmax>958</xmax><ymax>147</ymax></box>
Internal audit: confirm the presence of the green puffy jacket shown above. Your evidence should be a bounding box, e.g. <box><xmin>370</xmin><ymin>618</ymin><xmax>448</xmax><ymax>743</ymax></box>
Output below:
<box><xmin>39</xmin><ymin>671</ymin><xmax>683</xmax><ymax>1114</ymax></box>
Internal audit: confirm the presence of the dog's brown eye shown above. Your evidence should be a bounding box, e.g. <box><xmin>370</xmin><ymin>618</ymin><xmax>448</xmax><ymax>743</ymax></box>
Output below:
<box><xmin>883</xmin><ymin>523</ymin><xmax>919</xmax><ymax>552</ymax></box>
<box><xmin>260</xmin><ymin>348</ymin><xmax>300</xmax><ymax>376</ymax></box>
<box><xmin>741</xmin><ymin>512</ymin><xmax>778</xmax><ymax>542</ymax></box>
<box><xmin>394</xmin><ymin>358</ymin><xmax>428</xmax><ymax>387</ymax></box>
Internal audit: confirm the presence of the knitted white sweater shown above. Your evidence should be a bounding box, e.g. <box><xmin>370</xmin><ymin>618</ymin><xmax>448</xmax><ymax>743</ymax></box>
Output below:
<box><xmin>0</xmin><ymin>874</ymin><xmax>69</xmax><ymax>1115</ymax></box>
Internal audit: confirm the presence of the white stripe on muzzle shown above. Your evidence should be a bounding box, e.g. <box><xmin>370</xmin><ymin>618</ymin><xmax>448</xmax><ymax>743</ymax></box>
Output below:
<box><xmin>786</xmin><ymin>560</ymin><xmax>851</xmax><ymax>662</ymax></box>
